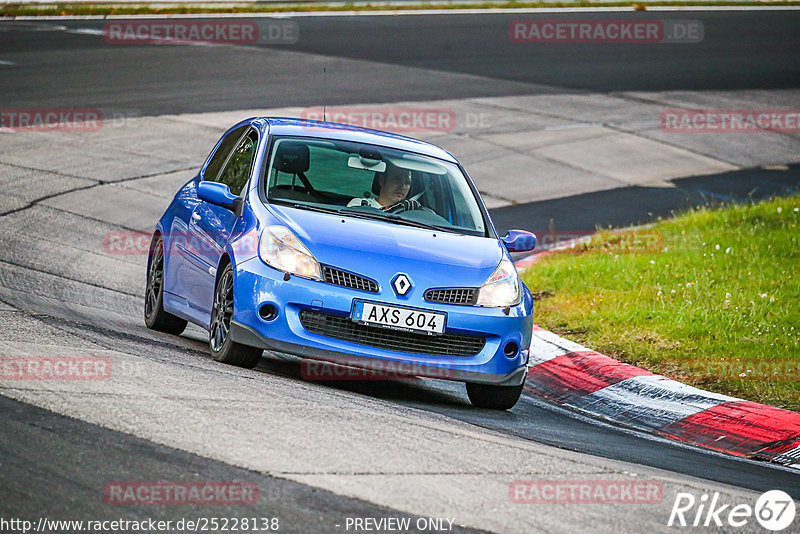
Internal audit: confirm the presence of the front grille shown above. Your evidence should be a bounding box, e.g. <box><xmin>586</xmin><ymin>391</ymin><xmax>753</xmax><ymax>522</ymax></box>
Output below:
<box><xmin>425</xmin><ymin>288</ymin><xmax>478</xmax><ymax>306</ymax></box>
<box><xmin>299</xmin><ymin>310</ymin><xmax>485</xmax><ymax>358</ymax></box>
<box><xmin>322</xmin><ymin>266</ymin><xmax>379</xmax><ymax>293</ymax></box>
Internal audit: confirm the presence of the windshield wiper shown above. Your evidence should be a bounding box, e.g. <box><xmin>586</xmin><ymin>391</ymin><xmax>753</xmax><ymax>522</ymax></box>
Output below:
<box><xmin>269</xmin><ymin>199</ymin><xmax>340</xmax><ymax>215</ymax></box>
<box><xmin>270</xmin><ymin>202</ymin><xmax>451</xmax><ymax>232</ymax></box>
<box><xmin>338</xmin><ymin>208</ymin><xmax>448</xmax><ymax>232</ymax></box>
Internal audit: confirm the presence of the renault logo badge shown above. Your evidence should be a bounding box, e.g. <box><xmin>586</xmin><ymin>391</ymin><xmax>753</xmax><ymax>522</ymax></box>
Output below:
<box><xmin>392</xmin><ymin>273</ymin><xmax>412</xmax><ymax>296</ymax></box>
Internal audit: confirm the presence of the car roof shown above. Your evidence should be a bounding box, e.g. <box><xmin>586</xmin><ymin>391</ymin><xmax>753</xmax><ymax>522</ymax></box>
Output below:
<box><xmin>248</xmin><ymin>117</ymin><xmax>458</xmax><ymax>164</ymax></box>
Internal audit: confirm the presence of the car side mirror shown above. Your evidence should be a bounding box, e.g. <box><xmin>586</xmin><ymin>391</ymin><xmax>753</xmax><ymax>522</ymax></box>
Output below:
<box><xmin>198</xmin><ymin>181</ymin><xmax>242</xmax><ymax>215</ymax></box>
<box><xmin>501</xmin><ymin>230</ymin><xmax>536</xmax><ymax>253</ymax></box>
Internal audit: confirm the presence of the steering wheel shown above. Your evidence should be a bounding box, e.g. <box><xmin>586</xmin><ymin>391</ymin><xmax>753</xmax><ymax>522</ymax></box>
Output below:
<box><xmin>388</xmin><ymin>191</ymin><xmax>436</xmax><ymax>214</ymax></box>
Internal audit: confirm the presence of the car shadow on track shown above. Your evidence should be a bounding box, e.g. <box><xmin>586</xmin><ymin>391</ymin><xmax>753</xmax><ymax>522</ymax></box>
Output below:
<box><xmin>254</xmin><ymin>352</ymin><xmax>471</xmax><ymax>408</ymax></box>
<box><xmin>177</xmin><ymin>330</ymin><xmax>473</xmax><ymax>409</ymax></box>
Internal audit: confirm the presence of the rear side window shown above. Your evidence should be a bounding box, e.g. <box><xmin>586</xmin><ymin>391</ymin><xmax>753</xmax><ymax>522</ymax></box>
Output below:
<box><xmin>203</xmin><ymin>125</ymin><xmax>248</xmax><ymax>182</ymax></box>
<box><xmin>218</xmin><ymin>130</ymin><xmax>258</xmax><ymax>196</ymax></box>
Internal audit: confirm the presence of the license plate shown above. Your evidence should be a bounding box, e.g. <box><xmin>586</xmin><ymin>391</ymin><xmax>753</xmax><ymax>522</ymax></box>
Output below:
<box><xmin>352</xmin><ymin>301</ymin><xmax>446</xmax><ymax>335</ymax></box>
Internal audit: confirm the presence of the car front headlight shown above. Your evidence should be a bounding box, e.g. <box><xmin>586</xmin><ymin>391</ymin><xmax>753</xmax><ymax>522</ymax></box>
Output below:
<box><xmin>259</xmin><ymin>225</ymin><xmax>321</xmax><ymax>280</ymax></box>
<box><xmin>476</xmin><ymin>258</ymin><xmax>521</xmax><ymax>307</ymax></box>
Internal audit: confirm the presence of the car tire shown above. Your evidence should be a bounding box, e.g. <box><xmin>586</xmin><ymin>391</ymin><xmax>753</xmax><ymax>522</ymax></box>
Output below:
<box><xmin>465</xmin><ymin>382</ymin><xmax>523</xmax><ymax>410</ymax></box>
<box><xmin>144</xmin><ymin>234</ymin><xmax>188</xmax><ymax>335</ymax></box>
<box><xmin>209</xmin><ymin>263</ymin><xmax>262</xmax><ymax>369</ymax></box>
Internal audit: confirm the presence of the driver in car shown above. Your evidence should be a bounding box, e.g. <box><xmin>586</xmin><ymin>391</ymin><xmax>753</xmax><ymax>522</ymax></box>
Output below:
<box><xmin>347</xmin><ymin>163</ymin><xmax>423</xmax><ymax>213</ymax></box>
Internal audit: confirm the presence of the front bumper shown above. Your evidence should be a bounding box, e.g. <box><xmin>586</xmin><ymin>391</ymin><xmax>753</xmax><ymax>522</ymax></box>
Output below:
<box><xmin>231</xmin><ymin>257</ymin><xmax>533</xmax><ymax>386</ymax></box>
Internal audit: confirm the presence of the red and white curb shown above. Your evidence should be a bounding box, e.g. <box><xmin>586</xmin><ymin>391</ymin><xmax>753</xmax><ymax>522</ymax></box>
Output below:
<box><xmin>525</xmin><ymin>325</ymin><xmax>800</xmax><ymax>469</ymax></box>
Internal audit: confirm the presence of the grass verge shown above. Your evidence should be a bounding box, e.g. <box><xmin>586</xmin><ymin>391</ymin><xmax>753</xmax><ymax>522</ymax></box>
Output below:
<box><xmin>521</xmin><ymin>194</ymin><xmax>800</xmax><ymax>411</ymax></box>
<box><xmin>2</xmin><ymin>1</ymin><xmax>800</xmax><ymax>17</ymax></box>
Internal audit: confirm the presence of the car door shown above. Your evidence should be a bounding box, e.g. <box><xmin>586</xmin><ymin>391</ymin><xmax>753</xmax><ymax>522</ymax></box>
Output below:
<box><xmin>185</xmin><ymin>127</ymin><xmax>258</xmax><ymax>322</ymax></box>
<box><xmin>166</xmin><ymin>125</ymin><xmax>248</xmax><ymax>321</ymax></box>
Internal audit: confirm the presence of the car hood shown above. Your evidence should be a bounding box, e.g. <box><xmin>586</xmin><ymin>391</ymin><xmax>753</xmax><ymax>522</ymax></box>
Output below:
<box><xmin>266</xmin><ymin>205</ymin><xmax>503</xmax><ymax>288</ymax></box>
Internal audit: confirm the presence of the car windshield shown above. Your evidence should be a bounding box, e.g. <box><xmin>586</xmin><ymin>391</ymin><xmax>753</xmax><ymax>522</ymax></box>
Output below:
<box><xmin>263</xmin><ymin>136</ymin><xmax>487</xmax><ymax>236</ymax></box>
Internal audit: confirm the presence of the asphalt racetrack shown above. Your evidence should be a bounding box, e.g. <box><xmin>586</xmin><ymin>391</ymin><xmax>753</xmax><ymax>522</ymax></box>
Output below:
<box><xmin>1</xmin><ymin>9</ymin><xmax>799</xmax><ymax>534</ymax></box>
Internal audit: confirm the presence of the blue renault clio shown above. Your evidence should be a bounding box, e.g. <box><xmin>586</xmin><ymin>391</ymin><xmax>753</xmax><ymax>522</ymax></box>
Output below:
<box><xmin>145</xmin><ymin>117</ymin><xmax>536</xmax><ymax>409</ymax></box>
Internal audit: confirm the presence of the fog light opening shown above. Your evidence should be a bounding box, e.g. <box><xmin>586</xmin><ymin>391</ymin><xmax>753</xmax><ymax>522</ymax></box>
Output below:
<box><xmin>503</xmin><ymin>342</ymin><xmax>519</xmax><ymax>358</ymax></box>
<box><xmin>259</xmin><ymin>304</ymin><xmax>278</xmax><ymax>321</ymax></box>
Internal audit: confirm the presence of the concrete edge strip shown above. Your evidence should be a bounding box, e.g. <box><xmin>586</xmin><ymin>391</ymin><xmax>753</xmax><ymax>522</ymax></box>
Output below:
<box><xmin>7</xmin><ymin>6</ymin><xmax>800</xmax><ymax>21</ymax></box>
<box><xmin>522</xmin><ymin>325</ymin><xmax>800</xmax><ymax>469</ymax></box>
